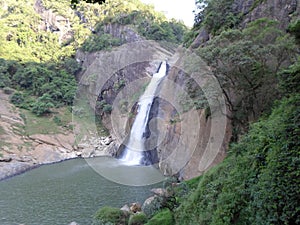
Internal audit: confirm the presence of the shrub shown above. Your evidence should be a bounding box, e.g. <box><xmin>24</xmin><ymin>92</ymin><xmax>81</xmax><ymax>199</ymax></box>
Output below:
<box><xmin>94</xmin><ymin>206</ymin><xmax>129</xmax><ymax>225</ymax></box>
<box><xmin>128</xmin><ymin>213</ymin><xmax>148</xmax><ymax>225</ymax></box>
<box><xmin>31</xmin><ymin>94</ymin><xmax>54</xmax><ymax>116</ymax></box>
<box><xmin>142</xmin><ymin>196</ymin><xmax>164</xmax><ymax>217</ymax></box>
<box><xmin>81</xmin><ymin>34</ymin><xmax>121</xmax><ymax>52</ymax></box>
<box><xmin>10</xmin><ymin>92</ymin><xmax>25</xmax><ymax>106</ymax></box>
<box><xmin>146</xmin><ymin>209</ymin><xmax>174</xmax><ymax>225</ymax></box>
<box><xmin>3</xmin><ymin>87</ymin><xmax>14</xmax><ymax>95</ymax></box>
<box><xmin>102</xmin><ymin>104</ymin><xmax>113</xmax><ymax>113</ymax></box>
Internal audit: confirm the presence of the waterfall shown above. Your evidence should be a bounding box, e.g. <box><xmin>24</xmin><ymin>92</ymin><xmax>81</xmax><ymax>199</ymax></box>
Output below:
<box><xmin>119</xmin><ymin>61</ymin><xmax>168</xmax><ymax>165</ymax></box>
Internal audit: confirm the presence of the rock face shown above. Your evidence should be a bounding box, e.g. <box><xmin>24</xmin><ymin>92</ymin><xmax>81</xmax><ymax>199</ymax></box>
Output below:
<box><xmin>75</xmin><ymin>38</ymin><xmax>232</xmax><ymax>179</ymax></box>
<box><xmin>191</xmin><ymin>0</ymin><xmax>299</xmax><ymax>48</ymax></box>
<box><xmin>34</xmin><ymin>0</ymin><xmax>73</xmax><ymax>44</ymax></box>
<box><xmin>149</xmin><ymin>65</ymin><xmax>231</xmax><ymax>179</ymax></box>
<box><xmin>103</xmin><ymin>23</ymin><xmax>144</xmax><ymax>43</ymax></box>
<box><xmin>233</xmin><ymin>0</ymin><xmax>299</xmax><ymax>29</ymax></box>
<box><xmin>75</xmin><ymin>40</ymin><xmax>175</xmax><ymax>158</ymax></box>
<box><xmin>0</xmin><ymin>90</ymin><xmax>115</xmax><ymax>180</ymax></box>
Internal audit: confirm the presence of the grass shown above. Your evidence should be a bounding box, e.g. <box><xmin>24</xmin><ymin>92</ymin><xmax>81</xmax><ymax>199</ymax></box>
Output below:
<box><xmin>21</xmin><ymin>107</ymin><xmax>73</xmax><ymax>136</ymax></box>
<box><xmin>146</xmin><ymin>209</ymin><xmax>174</xmax><ymax>225</ymax></box>
<box><xmin>72</xmin><ymin>96</ymin><xmax>99</xmax><ymax>144</ymax></box>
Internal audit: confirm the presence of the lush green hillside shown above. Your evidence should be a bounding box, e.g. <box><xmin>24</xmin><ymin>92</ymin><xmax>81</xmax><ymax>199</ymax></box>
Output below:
<box><xmin>0</xmin><ymin>0</ymin><xmax>187</xmax><ymax>116</ymax></box>
<box><xmin>175</xmin><ymin>89</ymin><xmax>300</xmax><ymax>225</ymax></box>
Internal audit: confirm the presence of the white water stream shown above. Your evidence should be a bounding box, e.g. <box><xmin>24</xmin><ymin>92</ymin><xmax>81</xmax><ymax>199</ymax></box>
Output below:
<box><xmin>120</xmin><ymin>61</ymin><xmax>168</xmax><ymax>165</ymax></box>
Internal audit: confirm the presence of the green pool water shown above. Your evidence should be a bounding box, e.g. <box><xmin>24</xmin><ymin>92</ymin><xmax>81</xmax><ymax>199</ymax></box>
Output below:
<box><xmin>0</xmin><ymin>157</ymin><xmax>166</xmax><ymax>225</ymax></box>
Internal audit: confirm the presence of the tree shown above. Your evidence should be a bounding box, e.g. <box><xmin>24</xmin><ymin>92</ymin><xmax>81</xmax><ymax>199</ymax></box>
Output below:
<box><xmin>194</xmin><ymin>0</ymin><xmax>241</xmax><ymax>34</ymax></box>
<box><xmin>198</xmin><ymin>19</ymin><xmax>297</xmax><ymax>135</ymax></box>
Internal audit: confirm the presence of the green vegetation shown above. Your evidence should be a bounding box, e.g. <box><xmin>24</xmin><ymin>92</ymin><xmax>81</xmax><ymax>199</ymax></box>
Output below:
<box><xmin>93</xmin><ymin>206</ymin><xmax>129</xmax><ymax>225</ymax></box>
<box><xmin>21</xmin><ymin>107</ymin><xmax>72</xmax><ymax>135</ymax></box>
<box><xmin>128</xmin><ymin>213</ymin><xmax>148</xmax><ymax>225</ymax></box>
<box><xmin>175</xmin><ymin>92</ymin><xmax>300</xmax><ymax>225</ymax></box>
<box><xmin>0</xmin><ymin>0</ymin><xmax>187</xmax><ymax>119</ymax></box>
<box><xmin>195</xmin><ymin>0</ymin><xmax>241</xmax><ymax>35</ymax></box>
<box><xmin>145</xmin><ymin>209</ymin><xmax>174</xmax><ymax>225</ymax></box>
<box><xmin>288</xmin><ymin>19</ymin><xmax>300</xmax><ymax>44</ymax></box>
<box><xmin>80</xmin><ymin>0</ymin><xmax>187</xmax><ymax>52</ymax></box>
<box><xmin>2</xmin><ymin>60</ymin><xmax>77</xmax><ymax>116</ymax></box>
<box><xmin>81</xmin><ymin>33</ymin><xmax>121</xmax><ymax>52</ymax></box>
<box><xmin>197</xmin><ymin>18</ymin><xmax>296</xmax><ymax>136</ymax></box>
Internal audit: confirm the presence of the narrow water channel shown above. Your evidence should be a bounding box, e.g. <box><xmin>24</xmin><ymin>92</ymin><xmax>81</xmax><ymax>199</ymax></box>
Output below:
<box><xmin>0</xmin><ymin>157</ymin><xmax>165</xmax><ymax>225</ymax></box>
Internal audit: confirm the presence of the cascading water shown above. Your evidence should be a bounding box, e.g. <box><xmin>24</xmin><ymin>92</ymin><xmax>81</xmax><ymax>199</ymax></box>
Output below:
<box><xmin>119</xmin><ymin>61</ymin><xmax>168</xmax><ymax>165</ymax></box>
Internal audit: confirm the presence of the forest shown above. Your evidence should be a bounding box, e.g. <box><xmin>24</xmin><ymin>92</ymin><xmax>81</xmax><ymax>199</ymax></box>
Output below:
<box><xmin>0</xmin><ymin>0</ymin><xmax>186</xmax><ymax>115</ymax></box>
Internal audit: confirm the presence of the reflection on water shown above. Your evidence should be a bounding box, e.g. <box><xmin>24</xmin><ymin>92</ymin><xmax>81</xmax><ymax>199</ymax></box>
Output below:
<box><xmin>86</xmin><ymin>156</ymin><xmax>166</xmax><ymax>186</ymax></box>
<box><xmin>0</xmin><ymin>157</ymin><xmax>165</xmax><ymax>225</ymax></box>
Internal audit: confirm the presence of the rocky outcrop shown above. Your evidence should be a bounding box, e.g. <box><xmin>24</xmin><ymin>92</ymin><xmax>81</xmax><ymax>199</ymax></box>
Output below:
<box><xmin>191</xmin><ymin>0</ymin><xmax>299</xmax><ymax>48</ymax></box>
<box><xmin>103</xmin><ymin>23</ymin><xmax>144</xmax><ymax>43</ymax></box>
<box><xmin>34</xmin><ymin>0</ymin><xmax>73</xmax><ymax>43</ymax></box>
<box><xmin>233</xmin><ymin>0</ymin><xmax>299</xmax><ymax>29</ymax></box>
<box><xmin>148</xmin><ymin>56</ymin><xmax>232</xmax><ymax>179</ymax></box>
<box><xmin>190</xmin><ymin>27</ymin><xmax>209</xmax><ymax>49</ymax></box>
<box><xmin>0</xmin><ymin>89</ymin><xmax>115</xmax><ymax>180</ymax></box>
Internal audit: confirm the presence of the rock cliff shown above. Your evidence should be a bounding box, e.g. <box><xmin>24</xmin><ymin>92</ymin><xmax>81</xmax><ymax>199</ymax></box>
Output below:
<box><xmin>76</xmin><ymin>39</ymin><xmax>232</xmax><ymax>179</ymax></box>
<box><xmin>192</xmin><ymin>0</ymin><xmax>299</xmax><ymax>48</ymax></box>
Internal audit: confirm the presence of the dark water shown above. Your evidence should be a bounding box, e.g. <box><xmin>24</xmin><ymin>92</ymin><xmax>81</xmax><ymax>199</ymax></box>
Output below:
<box><xmin>0</xmin><ymin>157</ymin><xmax>166</xmax><ymax>225</ymax></box>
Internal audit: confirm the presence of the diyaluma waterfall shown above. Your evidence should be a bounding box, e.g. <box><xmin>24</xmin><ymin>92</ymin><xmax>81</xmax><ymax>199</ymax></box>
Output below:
<box><xmin>119</xmin><ymin>61</ymin><xmax>168</xmax><ymax>165</ymax></box>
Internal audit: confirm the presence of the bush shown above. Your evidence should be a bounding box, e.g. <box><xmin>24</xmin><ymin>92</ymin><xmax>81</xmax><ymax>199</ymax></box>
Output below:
<box><xmin>102</xmin><ymin>104</ymin><xmax>113</xmax><ymax>113</ymax></box>
<box><xmin>3</xmin><ymin>87</ymin><xmax>14</xmax><ymax>95</ymax></box>
<box><xmin>31</xmin><ymin>94</ymin><xmax>54</xmax><ymax>116</ymax></box>
<box><xmin>10</xmin><ymin>92</ymin><xmax>25</xmax><ymax>106</ymax></box>
<box><xmin>142</xmin><ymin>196</ymin><xmax>165</xmax><ymax>217</ymax></box>
<box><xmin>146</xmin><ymin>209</ymin><xmax>174</xmax><ymax>225</ymax></box>
<box><xmin>128</xmin><ymin>213</ymin><xmax>148</xmax><ymax>225</ymax></box>
<box><xmin>94</xmin><ymin>206</ymin><xmax>129</xmax><ymax>225</ymax></box>
<box><xmin>81</xmin><ymin>34</ymin><xmax>121</xmax><ymax>52</ymax></box>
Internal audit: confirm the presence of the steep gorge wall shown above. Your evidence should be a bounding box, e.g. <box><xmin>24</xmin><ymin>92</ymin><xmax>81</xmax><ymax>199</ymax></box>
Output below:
<box><xmin>192</xmin><ymin>0</ymin><xmax>299</xmax><ymax>48</ymax></box>
<box><xmin>74</xmin><ymin>40</ymin><xmax>174</xmax><ymax>156</ymax></box>
<box><xmin>149</xmin><ymin>62</ymin><xmax>231</xmax><ymax>179</ymax></box>
<box><xmin>76</xmin><ymin>38</ymin><xmax>232</xmax><ymax>179</ymax></box>
<box><xmin>235</xmin><ymin>0</ymin><xmax>298</xmax><ymax>29</ymax></box>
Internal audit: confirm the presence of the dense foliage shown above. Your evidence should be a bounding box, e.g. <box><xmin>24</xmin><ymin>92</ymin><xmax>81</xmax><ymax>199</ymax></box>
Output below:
<box><xmin>194</xmin><ymin>0</ymin><xmax>240</xmax><ymax>34</ymax></box>
<box><xmin>80</xmin><ymin>0</ymin><xmax>187</xmax><ymax>52</ymax></box>
<box><xmin>71</xmin><ymin>0</ymin><xmax>105</xmax><ymax>8</ymax></box>
<box><xmin>0</xmin><ymin>59</ymin><xmax>77</xmax><ymax>115</ymax></box>
<box><xmin>175</xmin><ymin>91</ymin><xmax>300</xmax><ymax>225</ymax></box>
<box><xmin>0</xmin><ymin>0</ymin><xmax>186</xmax><ymax>116</ymax></box>
<box><xmin>93</xmin><ymin>206</ymin><xmax>129</xmax><ymax>224</ymax></box>
<box><xmin>198</xmin><ymin>18</ymin><xmax>296</xmax><ymax>135</ymax></box>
